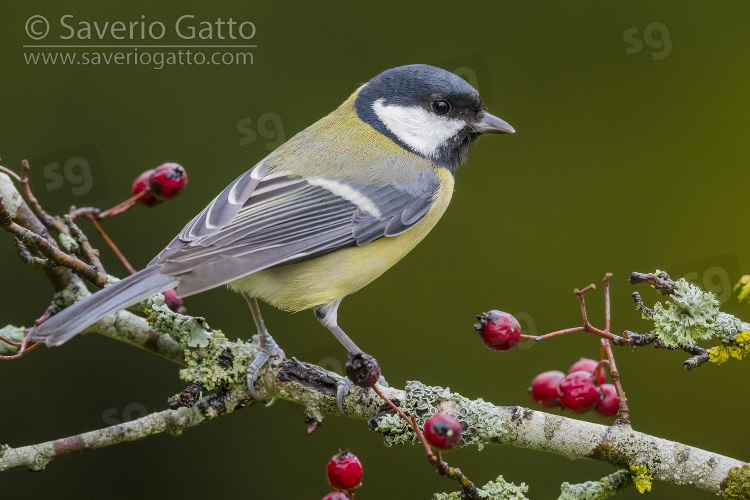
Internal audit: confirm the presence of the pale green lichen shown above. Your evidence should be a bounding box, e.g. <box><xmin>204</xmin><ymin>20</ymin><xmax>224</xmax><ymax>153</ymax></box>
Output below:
<box><xmin>0</xmin><ymin>325</ymin><xmax>25</xmax><ymax>355</ymax></box>
<box><xmin>712</xmin><ymin>312</ymin><xmax>747</xmax><ymax>343</ymax></box>
<box><xmin>145</xmin><ymin>295</ymin><xmax>212</xmax><ymax>348</ymax></box>
<box><xmin>56</xmin><ymin>232</ymin><xmax>79</xmax><ymax>253</ymax></box>
<box><xmin>374</xmin><ymin>381</ymin><xmax>506</xmax><ymax>450</ymax></box>
<box><xmin>178</xmin><ymin>332</ymin><xmax>255</xmax><ymax>392</ymax></box>
<box><xmin>141</xmin><ymin>294</ymin><xmax>257</xmax><ymax>392</ymax></box>
<box><xmin>651</xmin><ymin>277</ymin><xmax>720</xmax><ymax>347</ymax></box>
<box><xmin>433</xmin><ymin>475</ymin><xmax>529</xmax><ymax>500</ymax></box>
<box><xmin>559</xmin><ymin>470</ymin><xmax>632</xmax><ymax>499</ymax></box>
<box><xmin>643</xmin><ymin>272</ymin><xmax>750</xmax><ymax>349</ymax></box>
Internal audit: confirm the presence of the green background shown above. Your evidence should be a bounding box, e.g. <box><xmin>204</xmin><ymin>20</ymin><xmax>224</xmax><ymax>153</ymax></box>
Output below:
<box><xmin>1</xmin><ymin>1</ymin><xmax>749</xmax><ymax>498</ymax></box>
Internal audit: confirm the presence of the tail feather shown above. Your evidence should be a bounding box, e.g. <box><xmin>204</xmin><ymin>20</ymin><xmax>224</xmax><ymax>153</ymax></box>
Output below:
<box><xmin>29</xmin><ymin>267</ymin><xmax>179</xmax><ymax>347</ymax></box>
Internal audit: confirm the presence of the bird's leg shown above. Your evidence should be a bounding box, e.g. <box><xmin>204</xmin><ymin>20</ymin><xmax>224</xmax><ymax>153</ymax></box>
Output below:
<box><xmin>314</xmin><ymin>300</ymin><xmax>387</xmax><ymax>414</ymax></box>
<box><xmin>245</xmin><ymin>296</ymin><xmax>284</xmax><ymax>402</ymax></box>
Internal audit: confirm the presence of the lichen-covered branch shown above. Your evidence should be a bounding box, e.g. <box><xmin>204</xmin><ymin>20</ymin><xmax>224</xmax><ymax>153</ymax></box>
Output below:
<box><xmin>2</xmin><ymin>340</ymin><xmax>747</xmax><ymax>498</ymax></box>
<box><xmin>558</xmin><ymin>469</ymin><xmax>634</xmax><ymax>499</ymax></box>
<box><xmin>0</xmin><ymin>386</ymin><xmax>254</xmax><ymax>471</ymax></box>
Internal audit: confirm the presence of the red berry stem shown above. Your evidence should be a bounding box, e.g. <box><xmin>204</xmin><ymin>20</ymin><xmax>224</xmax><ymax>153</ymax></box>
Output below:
<box><xmin>69</xmin><ymin>190</ymin><xmax>147</xmax><ymax>221</ymax></box>
<box><xmin>409</xmin><ymin>415</ymin><xmax>480</xmax><ymax>498</ymax></box>
<box><xmin>601</xmin><ymin>337</ymin><xmax>630</xmax><ymax>422</ymax></box>
<box><xmin>600</xmin><ymin>274</ymin><xmax>630</xmax><ymax>422</ymax></box>
<box><xmin>533</xmin><ymin>325</ymin><xmax>586</xmax><ymax>340</ymax></box>
<box><xmin>591</xmin><ymin>359</ymin><xmax>609</xmax><ymax>387</ymax></box>
<box><xmin>88</xmin><ymin>217</ymin><xmax>136</xmax><ymax>275</ymax></box>
<box><xmin>97</xmin><ymin>189</ymin><xmax>147</xmax><ymax>218</ymax></box>
<box><xmin>371</xmin><ymin>385</ymin><xmax>410</xmax><ymax>423</ymax></box>
<box><xmin>604</xmin><ymin>272</ymin><xmax>612</xmax><ymax>332</ymax></box>
<box><xmin>369</xmin><ymin>387</ymin><xmax>480</xmax><ymax>499</ymax></box>
<box><xmin>533</xmin><ymin>279</ymin><xmax>621</xmax><ymax>342</ymax></box>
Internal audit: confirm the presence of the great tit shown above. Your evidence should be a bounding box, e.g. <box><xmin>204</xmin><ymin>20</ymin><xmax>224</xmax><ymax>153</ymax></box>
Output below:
<box><xmin>30</xmin><ymin>64</ymin><xmax>514</xmax><ymax>400</ymax></box>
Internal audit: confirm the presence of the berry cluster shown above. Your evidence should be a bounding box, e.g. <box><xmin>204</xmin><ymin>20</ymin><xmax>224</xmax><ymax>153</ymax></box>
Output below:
<box><xmin>529</xmin><ymin>358</ymin><xmax>618</xmax><ymax>417</ymax></box>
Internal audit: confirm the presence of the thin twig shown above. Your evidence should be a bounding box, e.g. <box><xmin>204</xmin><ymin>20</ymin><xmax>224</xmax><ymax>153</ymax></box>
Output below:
<box><xmin>0</xmin><ymin>196</ymin><xmax>108</xmax><ymax>287</ymax></box>
<box><xmin>632</xmin><ymin>291</ymin><xmax>655</xmax><ymax>317</ymax></box>
<box><xmin>629</xmin><ymin>271</ymin><xmax>676</xmax><ymax>295</ymax></box>
<box><xmin>89</xmin><ymin>217</ymin><xmax>136</xmax><ymax>274</ymax></box>
<box><xmin>63</xmin><ymin>215</ymin><xmax>106</xmax><ymax>276</ymax></box>
<box><xmin>18</xmin><ymin>160</ymin><xmax>66</xmax><ymax>235</ymax></box>
<box><xmin>69</xmin><ymin>190</ymin><xmax>146</xmax><ymax>220</ymax></box>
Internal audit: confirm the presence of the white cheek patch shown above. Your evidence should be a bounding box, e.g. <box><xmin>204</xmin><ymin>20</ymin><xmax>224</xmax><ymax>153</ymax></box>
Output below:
<box><xmin>308</xmin><ymin>177</ymin><xmax>383</xmax><ymax>217</ymax></box>
<box><xmin>372</xmin><ymin>98</ymin><xmax>466</xmax><ymax>157</ymax></box>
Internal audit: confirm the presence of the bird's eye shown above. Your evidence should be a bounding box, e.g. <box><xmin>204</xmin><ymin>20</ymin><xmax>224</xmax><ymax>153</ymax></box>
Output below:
<box><xmin>431</xmin><ymin>100</ymin><xmax>451</xmax><ymax>115</ymax></box>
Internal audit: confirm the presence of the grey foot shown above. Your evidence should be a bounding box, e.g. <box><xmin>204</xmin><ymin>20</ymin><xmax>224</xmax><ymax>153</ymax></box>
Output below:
<box><xmin>246</xmin><ymin>336</ymin><xmax>284</xmax><ymax>401</ymax></box>
<box><xmin>336</xmin><ymin>374</ymin><xmax>388</xmax><ymax>415</ymax></box>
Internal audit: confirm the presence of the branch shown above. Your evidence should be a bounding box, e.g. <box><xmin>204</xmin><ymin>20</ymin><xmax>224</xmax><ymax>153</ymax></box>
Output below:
<box><xmin>0</xmin><ymin>171</ymin><xmax>76</xmax><ymax>292</ymax></box>
<box><xmin>0</xmin><ymin>387</ymin><xmax>253</xmax><ymax>471</ymax></box>
<box><xmin>1</xmin><ymin>340</ymin><xmax>747</xmax><ymax>498</ymax></box>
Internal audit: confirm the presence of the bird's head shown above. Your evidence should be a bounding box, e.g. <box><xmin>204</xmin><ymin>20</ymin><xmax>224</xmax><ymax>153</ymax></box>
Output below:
<box><xmin>355</xmin><ymin>64</ymin><xmax>514</xmax><ymax>171</ymax></box>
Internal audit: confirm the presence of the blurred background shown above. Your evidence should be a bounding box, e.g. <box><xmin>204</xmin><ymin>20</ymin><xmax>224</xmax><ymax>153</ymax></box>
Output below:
<box><xmin>1</xmin><ymin>1</ymin><xmax>749</xmax><ymax>498</ymax></box>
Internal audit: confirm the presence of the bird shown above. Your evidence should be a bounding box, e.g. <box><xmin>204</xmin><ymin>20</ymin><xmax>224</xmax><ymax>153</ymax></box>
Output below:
<box><xmin>29</xmin><ymin>64</ymin><xmax>514</xmax><ymax>404</ymax></box>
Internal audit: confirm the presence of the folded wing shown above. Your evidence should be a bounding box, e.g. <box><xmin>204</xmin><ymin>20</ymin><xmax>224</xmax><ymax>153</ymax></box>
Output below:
<box><xmin>152</xmin><ymin>161</ymin><xmax>440</xmax><ymax>296</ymax></box>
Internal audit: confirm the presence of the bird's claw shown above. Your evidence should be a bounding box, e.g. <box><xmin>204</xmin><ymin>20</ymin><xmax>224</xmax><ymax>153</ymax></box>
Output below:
<box><xmin>246</xmin><ymin>337</ymin><xmax>284</xmax><ymax>402</ymax></box>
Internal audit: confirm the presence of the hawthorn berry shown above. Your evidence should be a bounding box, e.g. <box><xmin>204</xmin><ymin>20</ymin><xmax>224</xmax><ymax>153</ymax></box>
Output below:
<box><xmin>345</xmin><ymin>352</ymin><xmax>380</xmax><ymax>388</ymax></box>
<box><xmin>424</xmin><ymin>413</ymin><xmax>463</xmax><ymax>450</ymax></box>
<box><xmin>131</xmin><ymin>169</ymin><xmax>160</xmax><ymax>206</ymax></box>
<box><xmin>149</xmin><ymin>162</ymin><xmax>187</xmax><ymax>200</ymax></box>
<box><xmin>557</xmin><ymin>370</ymin><xmax>600</xmax><ymax>413</ymax></box>
<box><xmin>326</xmin><ymin>451</ymin><xmax>362</xmax><ymax>490</ymax></box>
<box><xmin>322</xmin><ymin>493</ymin><xmax>349</xmax><ymax>500</ymax></box>
<box><xmin>163</xmin><ymin>289</ymin><xmax>185</xmax><ymax>314</ymax></box>
<box><xmin>568</xmin><ymin>358</ymin><xmax>606</xmax><ymax>385</ymax></box>
<box><xmin>529</xmin><ymin>370</ymin><xmax>565</xmax><ymax>408</ymax></box>
<box><xmin>473</xmin><ymin>310</ymin><xmax>521</xmax><ymax>351</ymax></box>
<box><xmin>596</xmin><ymin>384</ymin><xmax>619</xmax><ymax>418</ymax></box>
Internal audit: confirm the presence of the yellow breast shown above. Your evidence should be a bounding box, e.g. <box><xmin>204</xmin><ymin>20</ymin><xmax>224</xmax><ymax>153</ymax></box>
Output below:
<box><xmin>229</xmin><ymin>167</ymin><xmax>454</xmax><ymax>312</ymax></box>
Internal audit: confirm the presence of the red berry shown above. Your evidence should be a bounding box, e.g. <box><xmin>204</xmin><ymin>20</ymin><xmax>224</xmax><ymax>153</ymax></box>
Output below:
<box><xmin>149</xmin><ymin>163</ymin><xmax>187</xmax><ymax>200</ymax></box>
<box><xmin>568</xmin><ymin>358</ymin><xmax>606</xmax><ymax>385</ymax></box>
<box><xmin>529</xmin><ymin>370</ymin><xmax>565</xmax><ymax>408</ymax></box>
<box><xmin>424</xmin><ymin>413</ymin><xmax>463</xmax><ymax>450</ymax></box>
<box><xmin>326</xmin><ymin>451</ymin><xmax>362</xmax><ymax>490</ymax></box>
<box><xmin>596</xmin><ymin>384</ymin><xmax>619</xmax><ymax>417</ymax></box>
<box><xmin>322</xmin><ymin>493</ymin><xmax>349</xmax><ymax>500</ymax></box>
<box><xmin>557</xmin><ymin>371</ymin><xmax>600</xmax><ymax>413</ymax></box>
<box><xmin>131</xmin><ymin>169</ymin><xmax>160</xmax><ymax>206</ymax></box>
<box><xmin>163</xmin><ymin>289</ymin><xmax>185</xmax><ymax>314</ymax></box>
<box><xmin>473</xmin><ymin>310</ymin><xmax>521</xmax><ymax>351</ymax></box>
<box><xmin>345</xmin><ymin>352</ymin><xmax>380</xmax><ymax>388</ymax></box>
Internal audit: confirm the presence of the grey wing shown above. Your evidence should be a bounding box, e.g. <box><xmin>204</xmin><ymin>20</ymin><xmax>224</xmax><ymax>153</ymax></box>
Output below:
<box><xmin>151</xmin><ymin>162</ymin><xmax>440</xmax><ymax>297</ymax></box>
